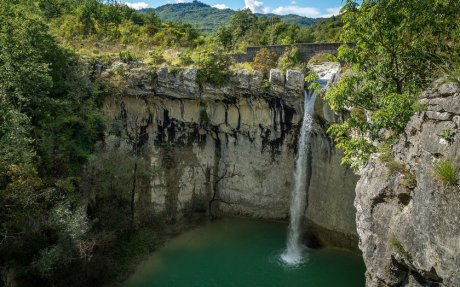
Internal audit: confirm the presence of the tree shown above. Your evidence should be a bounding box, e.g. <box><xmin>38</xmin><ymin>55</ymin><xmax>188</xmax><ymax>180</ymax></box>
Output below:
<box><xmin>201</xmin><ymin>163</ymin><xmax>240</xmax><ymax>220</ymax></box>
<box><xmin>216</xmin><ymin>25</ymin><xmax>233</xmax><ymax>49</ymax></box>
<box><xmin>1</xmin><ymin>2</ymin><xmax>104</xmax><ymax>285</ymax></box>
<box><xmin>230</xmin><ymin>8</ymin><xmax>257</xmax><ymax>39</ymax></box>
<box><xmin>325</xmin><ymin>0</ymin><xmax>460</xmax><ymax>171</ymax></box>
<box><xmin>195</xmin><ymin>44</ymin><xmax>231</xmax><ymax>85</ymax></box>
<box><xmin>277</xmin><ymin>46</ymin><xmax>302</xmax><ymax>73</ymax></box>
<box><xmin>251</xmin><ymin>48</ymin><xmax>278</xmax><ymax>76</ymax></box>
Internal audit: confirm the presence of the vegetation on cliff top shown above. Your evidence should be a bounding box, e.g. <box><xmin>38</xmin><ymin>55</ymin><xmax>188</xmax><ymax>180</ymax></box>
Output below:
<box><xmin>1</xmin><ymin>0</ymin><xmax>459</xmax><ymax>285</ymax></box>
<box><xmin>325</xmin><ymin>0</ymin><xmax>460</xmax><ymax>171</ymax></box>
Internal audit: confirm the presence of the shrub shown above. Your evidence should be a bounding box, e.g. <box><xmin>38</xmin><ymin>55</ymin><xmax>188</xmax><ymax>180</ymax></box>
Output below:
<box><xmin>434</xmin><ymin>159</ymin><xmax>459</xmax><ymax>186</ymax></box>
<box><xmin>177</xmin><ymin>49</ymin><xmax>194</xmax><ymax>66</ymax></box>
<box><xmin>195</xmin><ymin>45</ymin><xmax>231</xmax><ymax>85</ymax></box>
<box><xmin>251</xmin><ymin>48</ymin><xmax>278</xmax><ymax>75</ymax></box>
<box><xmin>148</xmin><ymin>49</ymin><xmax>166</xmax><ymax>65</ymax></box>
<box><xmin>119</xmin><ymin>50</ymin><xmax>138</xmax><ymax>63</ymax></box>
<box><xmin>308</xmin><ymin>52</ymin><xmax>339</xmax><ymax>65</ymax></box>
<box><xmin>277</xmin><ymin>46</ymin><xmax>303</xmax><ymax>73</ymax></box>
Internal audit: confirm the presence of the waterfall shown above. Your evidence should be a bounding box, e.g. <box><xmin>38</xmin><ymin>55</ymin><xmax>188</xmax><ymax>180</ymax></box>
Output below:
<box><xmin>280</xmin><ymin>90</ymin><xmax>316</xmax><ymax>265</ymax></box>
<box><xmin>280</xmin><ymin>63</ymin><xmax>340</xmax><ymax>266</ymax></box>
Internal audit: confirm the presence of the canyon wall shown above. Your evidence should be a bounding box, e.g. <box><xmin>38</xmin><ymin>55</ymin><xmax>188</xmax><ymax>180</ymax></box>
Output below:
<box><xmin>356</xmin><ymin>79</ymin><xmax>460</xmax><ymax>286</ymax></box>
<box><xmin>100</xmin><ymin>62</ymin><xmax>358</xmax><ymax>250</ymax></box>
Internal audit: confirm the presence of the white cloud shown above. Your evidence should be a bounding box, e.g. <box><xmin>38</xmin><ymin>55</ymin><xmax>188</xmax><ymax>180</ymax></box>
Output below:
<box><xmin>244</xmin><ymin>0</ymin><xmax>270</xmax><ymax>14</ymax></box>
<box><xmin>124</xmin><ymin>1</ymin><xmax>149</xmax><ymax>9</ymax></box>
<box><xmin>212</xmin><ymin>3</ymin><xmax>229</xmax><ymax>9</ymax></box>
<box><xmin>321</xmin><ymin>7</ymin><xmax>342</xmax><ymax>17</ymax></box>
<box><xmin>176</xmin><ymin>0</ymin><xmax>191</xmax><ymax>3</ymax></box>
<box><xmin>272</xmin><ymin>5</ymin><xmax>321</xmax><ymax>17</ymax></box>
<box><xmin>272</xmin><ymin>5</ymin><xmax>342</xmax><ymax>18</ymax></box>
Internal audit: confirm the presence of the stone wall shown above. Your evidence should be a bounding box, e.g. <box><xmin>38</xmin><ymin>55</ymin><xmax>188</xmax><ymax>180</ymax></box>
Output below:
<box><xmin>231</xmin><ymin>43</ymin><xmax>343</xmax><ymax>63</ymax></box>
<box><xmin>99</xmin><ymin>63</ymin><xmax>359</xmax><ymax>251</ymax></box>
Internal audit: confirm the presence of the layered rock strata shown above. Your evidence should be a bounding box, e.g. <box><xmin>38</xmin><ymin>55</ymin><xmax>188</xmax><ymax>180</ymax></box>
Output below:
<box><xmin>101</xmin><ymin>62</ymin><xmax>358</xmax><ymax>250</ymax></box>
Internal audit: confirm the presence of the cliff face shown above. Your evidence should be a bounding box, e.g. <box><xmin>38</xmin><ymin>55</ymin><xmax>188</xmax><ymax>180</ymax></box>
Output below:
<box><xmin>355</xmin><ymin>80</ymin><xmax>460</xmax><ymax>286</ymax></box>
<box><xmin>101</xmin><ymin>62</ymin><xmax>358</xmax><ymax>250</ymax></box>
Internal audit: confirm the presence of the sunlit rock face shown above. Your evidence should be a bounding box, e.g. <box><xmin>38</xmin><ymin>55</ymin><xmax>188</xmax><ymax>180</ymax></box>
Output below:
<box><xmin>101</xmin><ymin>62</ymin><xmax>358</xmax><ymax>250</ymax></box>
<box><xmin>356</xmin><ymin>80</ymin><xmax>460</xmax><ymax>286</ymax></box>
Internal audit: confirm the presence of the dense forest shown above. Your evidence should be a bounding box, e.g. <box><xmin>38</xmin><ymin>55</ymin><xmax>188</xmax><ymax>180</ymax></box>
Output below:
<box><xmin>0</xmin><ymin>0</ymin><xmax>459</xmax><ymax>286</ymax></box>
<box><xmin>150</xmin><ymin>0</ymin><xmax>319</xmax><ymax>34</ymax></box>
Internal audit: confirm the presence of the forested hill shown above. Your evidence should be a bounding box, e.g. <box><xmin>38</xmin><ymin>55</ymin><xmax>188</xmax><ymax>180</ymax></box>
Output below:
<box><xmin>142</xmin><ymin>1</ymin><xmax>320</xmax><ymax>33</ymax></box>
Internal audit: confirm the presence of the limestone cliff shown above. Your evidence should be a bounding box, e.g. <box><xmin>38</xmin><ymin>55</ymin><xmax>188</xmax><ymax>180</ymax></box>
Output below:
<box><xmin>355</xmin><ymin>79</ymin><xmax>460</xmax><ymax>286</ymax></box>
<box><xmin>100</xmin><ymin>62</ymin><xmax>358</xmax><ymax>250</ymax></box>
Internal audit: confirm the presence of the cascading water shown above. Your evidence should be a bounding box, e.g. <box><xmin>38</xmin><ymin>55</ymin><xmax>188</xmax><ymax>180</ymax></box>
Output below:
<box><xmin>280</xmin><ymin>90</ymin><xmax>316</xmax><ymax>265</ymax></box>
<box><xmin>280</xmin><ymin>63</ymin><xmax>340</xmax><ymax>266</ymax></box>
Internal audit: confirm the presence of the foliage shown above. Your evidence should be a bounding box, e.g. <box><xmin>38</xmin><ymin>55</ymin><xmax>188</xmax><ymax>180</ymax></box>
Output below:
<box><xmin>438</xmin><ymin>128</ymin><xmax>454</xmax><ymax>142</ymax></box>
<box><xmin>148</xmin><ymin>49</ymin><xmax>166</xmax><ymax>65</ymax></box>
<box><xmin>251</xmin><ymin>48</ymin><xmax>278</xmax><ymax>76</ymax></box>
<box><xmin>152</xmin><ymin>1</ymin><xmax>318</xmax><ymax>35</ymax></box>
<box><xmin>308</xmin><ymin>52</ymin><xmax>338</xmax><ymax>65</ymax></box>
<box><xmin>0</xmin><ymin>2</ymin><xmax>105</xmax><ymax>286</ymax></box>
<box><xmin>44</xmin><ymin>0</ymin><xmax>200</xmax><ymax>59</ymax></box>
<box><xmin>305</xmin><ymin>71</ymin><xmax>320</xmax><ymax>94</ymax></box>
<box><xmin>195</xmin><ymin>44</ymin><xmax>231</xmax><ymax>85</ymax></box>
<box><xmin>325</xmin><ymin>0</ymin><xmax>460</xmax><ymax>171</ymax></box>
<box><xmin>434</xmin><ymin>159</ymin><xmax>459</xmax><ymax>186</ymax></box>
<box><xmin>119</xmin><ymin>50</ymin><xmax>139</xmax><ymax>63</ymax></box>
<box><xmin>304</xmin><ymin>15</ymin><xmax>343</xmax><ymax>43</ymax></box>
<box><xmin>277</xmin><ymin>46</ymin><xmax>304</xmax><ymax>73</ymax></box>
<box><xmin>214</xmin><ymin>8</ymin><xmax>336</xmax><ymax>51</ymax></box>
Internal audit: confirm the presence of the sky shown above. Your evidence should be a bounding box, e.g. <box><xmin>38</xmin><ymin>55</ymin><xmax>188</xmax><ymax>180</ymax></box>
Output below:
<box><xmin>123</xmin><ymin>0</ymin><xmax>344</xmax><ymax>18</ymax></box>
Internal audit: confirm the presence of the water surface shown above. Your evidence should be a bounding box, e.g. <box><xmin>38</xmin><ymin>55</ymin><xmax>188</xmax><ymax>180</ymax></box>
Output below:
<box><xmin>123</xmin><ymin>219</ymin><xmax>365</xmax><ymax>287</ymax></box>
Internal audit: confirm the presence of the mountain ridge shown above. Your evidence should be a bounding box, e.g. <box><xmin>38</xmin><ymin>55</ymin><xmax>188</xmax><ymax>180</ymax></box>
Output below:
<box><xmin>141</xmin><ymin>1</ymin><xmax>321</xmax><ymax>34</ymax></box>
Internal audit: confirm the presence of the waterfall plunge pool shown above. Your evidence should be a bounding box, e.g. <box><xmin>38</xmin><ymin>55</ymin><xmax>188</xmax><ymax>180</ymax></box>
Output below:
<box><xmin>123</xmin><ymin>219</ymin><xmax>365</xmax><ymax>287</ymax></box>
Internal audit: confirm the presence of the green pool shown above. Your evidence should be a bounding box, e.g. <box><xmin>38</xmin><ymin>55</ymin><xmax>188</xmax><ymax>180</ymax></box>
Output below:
<box><xmin>123</xmin><ymin>219</ymin><xmax>366</xmax><ymax>287</ymax></box>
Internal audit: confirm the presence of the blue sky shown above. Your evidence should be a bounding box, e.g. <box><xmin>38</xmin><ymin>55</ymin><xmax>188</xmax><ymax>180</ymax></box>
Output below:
<box><xmin>123</xmin><ymin>0</ymin><xmax>344</xmax><ymax>18</ymax></box>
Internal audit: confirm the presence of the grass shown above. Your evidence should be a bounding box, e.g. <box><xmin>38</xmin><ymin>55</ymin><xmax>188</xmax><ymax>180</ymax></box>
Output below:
<box><xmin>438</xmin><ymin>129</ymin><xmax>454</xmax><ymax>142</ymax></box>
<box><xmin>389</xmin><ymin>236</ymin><xmax>413</xmax><ymax>263</ymax></box>
<box><xmin>434</xmin><ymin>159</ymin><xmax>459</xmax><ymax>186</ymax></box>
<box><xmin>378</xmin><ymin>145</ymin><xmax>417</xmax><ymax>189</ymax></box>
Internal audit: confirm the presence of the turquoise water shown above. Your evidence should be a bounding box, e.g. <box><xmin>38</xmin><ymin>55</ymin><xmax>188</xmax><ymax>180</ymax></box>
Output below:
<box><xmin>123</xmin><ymin>219</ymin><xmax>366</xmax><ymax>287</ymax></box>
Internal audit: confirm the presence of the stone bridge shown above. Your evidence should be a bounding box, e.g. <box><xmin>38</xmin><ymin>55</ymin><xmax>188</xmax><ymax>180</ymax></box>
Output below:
<box><xmin>231</xmin><ymin>43</ymin><xmax>344</xmax><ymax>63</ymax></box>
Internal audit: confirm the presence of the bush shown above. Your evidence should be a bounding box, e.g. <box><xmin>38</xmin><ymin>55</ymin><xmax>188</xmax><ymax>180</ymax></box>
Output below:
<box><xmin>277</xmin><ymin>46</ymin><xmax>304</xmax><ymax>73</ymax></box>
<box><xmin>251</xmin><ymin>48</ymin><xmax>278</xmax><ymax>75</ymax></box>
<box><xmin>177</xmin><ymin>49</ymin><xmax>194</xmax><ymax>66</ymax></box>
<box><xmin>195</xmin><ymin>45</ymin><xmax>231</xmax><ymax>85</ymax></box>
<box><xmin>148</xmin><ymin>49</ymin><xmax>166</xmax><ymax>65</ymax></box>
<box><xmin>119</xmin><ymin>50</ymin><xmax>138</xmax><ymax>63</ymax></box>
<box><xmin>434</xmin><ymin>159</ymin><xmax>459</xmax><ymax>186</ymax></box>
<box><xmin>308</xmin><ymin>52</ymin><xmax>338</xmax><ymax>65</ymax></box>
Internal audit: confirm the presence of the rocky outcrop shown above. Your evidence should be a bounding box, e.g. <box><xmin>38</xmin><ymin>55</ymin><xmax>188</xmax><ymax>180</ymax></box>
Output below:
<box><xmin>356</xmin><ymin>79</ymin><xmax>460</xmax><ymax>286</ymax></box>
<box><xmin>101</xmin><ymin>62</ymin><xmax>359</xmax><ymax>251</ymax></box>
